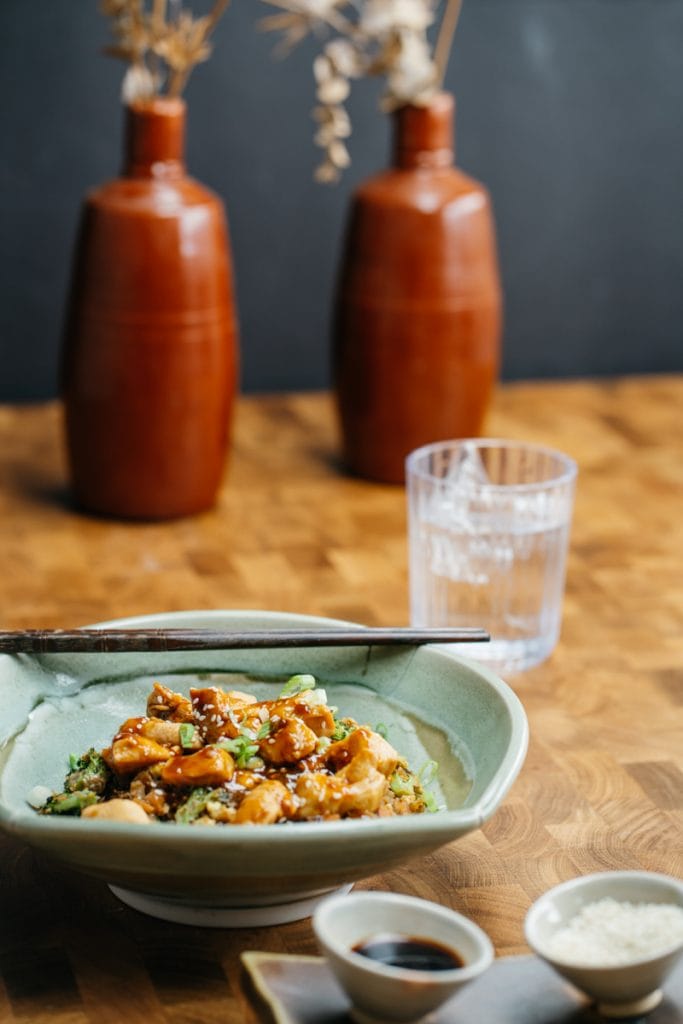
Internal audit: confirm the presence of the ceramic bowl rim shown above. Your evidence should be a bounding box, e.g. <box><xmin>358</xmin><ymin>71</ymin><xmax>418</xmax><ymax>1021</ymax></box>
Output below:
<box><xmin>524</xmin><ymin>870</ymin><xmax>683</xmax><ymax>971</ymax></box>
<box><xmin>313</xmin><ymin>890</ymin><xmax>495</xmax><ymax>983</ymax></box>
<box><xmin>0</xmin><ymin>609</ymin><xmax>528</xmax><ymax>846</ymax></box>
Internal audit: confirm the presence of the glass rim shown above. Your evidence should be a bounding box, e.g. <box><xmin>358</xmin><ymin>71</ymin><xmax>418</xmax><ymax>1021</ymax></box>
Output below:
<box><xmin>405</xmin><ymin>438</ymin><xmax>578</xmax><ymax>493</ymax></box>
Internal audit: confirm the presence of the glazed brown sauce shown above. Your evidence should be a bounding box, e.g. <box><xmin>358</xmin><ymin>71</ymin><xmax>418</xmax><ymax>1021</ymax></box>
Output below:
<box><xmin>352</xmin><ymin>933</ymin><xmax>464</xmax><ymax>971</ymax></box>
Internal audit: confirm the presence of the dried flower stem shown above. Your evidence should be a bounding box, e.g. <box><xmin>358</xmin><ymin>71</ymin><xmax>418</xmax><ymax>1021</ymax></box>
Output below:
<box><xmin>433</xmin><ymin>0</ymin><xmax>463</xmax><ymax>87</ymax></box>
<box><xmin>152</xmin><ymin>0</ymin><xmax>167</xmax><ymax>24</ymax></box>
<box><xmin>167</xmin><ymin>69</ymin><xmax>186</xmax><ymax>98</ymax></box>
<box><xmin>204</xmin><ymin>0</ymin><xmax>230</xmax><ymax>34</ymax></box>
<box><xmin>148</xmin><ymin>0</ymin><xmax>166</xmax><ymax>81</ymax></box>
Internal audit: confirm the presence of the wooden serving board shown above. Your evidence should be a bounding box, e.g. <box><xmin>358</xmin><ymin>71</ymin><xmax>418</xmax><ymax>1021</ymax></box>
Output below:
<box><xmin>242</xmin><ymin>952</ymin><xmax>683</xmax><ymax>1024</ymax></box>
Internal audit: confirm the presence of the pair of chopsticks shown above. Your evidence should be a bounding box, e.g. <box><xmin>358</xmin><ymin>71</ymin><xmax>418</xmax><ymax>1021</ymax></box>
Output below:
<box><xmin>0</xmin><ymin>627</ymin><xmax>489</xmax><ymax>654</ymax></box>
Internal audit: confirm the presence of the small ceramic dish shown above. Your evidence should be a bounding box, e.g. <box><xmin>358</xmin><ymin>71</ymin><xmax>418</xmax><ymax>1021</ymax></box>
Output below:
<box><xmin>313</xmin><ymin>890</ymin><xmax>494</xmax><ymax>1024</ymax></box>
<box><xmin>0</xmin><ymin>609</ymin><xmax>527</xmax><ymax>927</ymax></box>
<box><xmin>524</xmin><ymin>870</ymin><xmax>683</xmax><ymax>1018</ymax></box>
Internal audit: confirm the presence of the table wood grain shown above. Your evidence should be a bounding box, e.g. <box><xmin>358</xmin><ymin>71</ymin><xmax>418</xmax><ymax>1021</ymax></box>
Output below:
<box><xmin>0</xmin><ymin>376</ymin><xmax>682</xmax><ymax>1023</ymax></box>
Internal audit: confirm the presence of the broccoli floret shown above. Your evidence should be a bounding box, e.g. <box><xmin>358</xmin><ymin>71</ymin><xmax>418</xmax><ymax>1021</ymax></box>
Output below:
<box><xmin>42</xmin><ymin>790</ymin><xmax>99</xmax><ymax>816</ymax></box>
<box><xmin>65</xmin><ymin>749</ymin><xmax>110</xmax><ymax>795</ymax></box>
<box><xmin>175</xmin><ymin>787</ymin><xmax>212</xmax><ymax>824</ymax></box>
<box><xmin>331</xmin><ymin>718</ymin><xmax>355</xmax><ymax>742</ymax></box>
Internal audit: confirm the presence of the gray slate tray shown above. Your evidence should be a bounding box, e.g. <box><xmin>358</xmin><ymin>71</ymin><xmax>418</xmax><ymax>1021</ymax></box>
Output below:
<box><xmin>242</xmin><ymin>951</ymin><xmax>683</xmax><ymax>1024</ymax></box>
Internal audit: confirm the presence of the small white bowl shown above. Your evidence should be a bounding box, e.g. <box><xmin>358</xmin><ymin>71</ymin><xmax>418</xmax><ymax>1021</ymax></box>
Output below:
<box><xmin>525</xmin><ymin>871</ymin><xmax>683</xmax><ymax>1018</ymax></box>
<box><xmin>313</xmin><ymin>890</ymin><xmax>494</xmax><ymax>1024</ymax></box>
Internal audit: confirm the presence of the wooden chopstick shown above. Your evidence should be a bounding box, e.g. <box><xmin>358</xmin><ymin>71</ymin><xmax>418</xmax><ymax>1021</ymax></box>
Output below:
<box><xmin>0</xmin><ymin>627</ymin><xmax>489</xmax><ymax>654</ymax></box>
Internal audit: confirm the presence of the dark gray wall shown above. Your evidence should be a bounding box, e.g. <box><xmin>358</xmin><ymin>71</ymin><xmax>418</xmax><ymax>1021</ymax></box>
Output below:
<box><xmin>1</xmin><ymin>1</ymin><xmax>682</xmax><ymax>401</ymax></box>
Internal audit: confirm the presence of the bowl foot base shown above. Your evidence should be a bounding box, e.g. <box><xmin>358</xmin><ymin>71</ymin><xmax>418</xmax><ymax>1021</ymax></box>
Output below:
<box><xmin>109</xmin><ymin>884</ymin><xmax>353</xmax><ymax>927</ymax></box>
<box><xmin>597</xmin><ymin>989</ymin><xmax>662</xmax><ymax>1019</ymax></box>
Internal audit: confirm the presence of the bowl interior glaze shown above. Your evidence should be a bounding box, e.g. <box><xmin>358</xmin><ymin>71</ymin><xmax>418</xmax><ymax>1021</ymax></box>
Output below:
<box><xmin>0</xmin><ymin>610</ymin><xmax>528</xmax><ymax>925</ymax></box>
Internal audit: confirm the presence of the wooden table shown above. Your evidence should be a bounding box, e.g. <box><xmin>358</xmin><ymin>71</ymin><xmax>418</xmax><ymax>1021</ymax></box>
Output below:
<box><xmin>0</xmin><ymin>376</ymin><xmax>682</xmax><ymax>1023</ymax></box>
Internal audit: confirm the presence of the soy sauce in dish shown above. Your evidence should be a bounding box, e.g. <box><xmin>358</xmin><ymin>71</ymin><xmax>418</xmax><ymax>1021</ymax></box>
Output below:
<box><xmin>352</xmin><ymin>933</ymin><xmax>464</xmax><ymax>971</ymax></box>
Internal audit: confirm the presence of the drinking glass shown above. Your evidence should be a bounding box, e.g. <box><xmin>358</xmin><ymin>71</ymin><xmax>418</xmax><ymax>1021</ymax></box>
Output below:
<box><xmin>406</xmin><ymin>439</ymin><xmax>577</xmax><ymax>674</ymax></box>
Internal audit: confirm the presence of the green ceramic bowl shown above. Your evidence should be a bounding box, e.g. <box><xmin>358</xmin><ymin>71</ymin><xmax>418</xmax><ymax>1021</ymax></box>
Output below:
<box><xmin>0</xmin><ymin>610</ymin><xmax>528</xmax><ymax>927</ymax></box>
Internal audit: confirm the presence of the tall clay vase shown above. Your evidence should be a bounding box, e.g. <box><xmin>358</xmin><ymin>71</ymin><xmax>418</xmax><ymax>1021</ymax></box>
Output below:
<box><xmin>61</xmin><ymin>97</ymin><xmax>239</xmax><ymax>519</ymax></box>
<box><xmin>334</xmin><ymin>92</ymin><xmax>502</xmax><ymax>484</ymax></box>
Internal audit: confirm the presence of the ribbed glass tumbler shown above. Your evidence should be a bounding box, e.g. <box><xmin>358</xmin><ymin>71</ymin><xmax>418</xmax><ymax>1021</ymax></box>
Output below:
<box><xmin>406</xmin><ymin>439</ymin><xmax>577</xmax><ymax>675</ymax></box>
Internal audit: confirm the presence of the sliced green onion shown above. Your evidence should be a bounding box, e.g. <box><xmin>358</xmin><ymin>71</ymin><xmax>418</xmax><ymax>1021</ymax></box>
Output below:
<box><xmin>68</xmin><ymin>753</ymin><xmax>80</xmax><ymax>771</ymax></box>
<box><xmin>374</xmin><ymin>722</ymin><xmax>388</xmax><ymax>739</ymax></box>
<box><xmin>390</xmin><ymin>771</ymin><xmax>415</xmax><ymax>797</ymax></box>
<box><xmin>256</xmin><ymin>720</ymin><xmax>272</xmax><ymax>740</ymax></box>
<box><xmin>218</xmin><ymin>734</ymin><xmax>260</xmax><ymax>768</ymax></box>
<box><xmin>305</xmin><ymin>687</ymin><xmax>327</xmax><ymax>707</ymax></box>
<box><xmin>423</xmin><ymin>792</ymin><xmax>440</xmax><ymax>813</ymax></box>
<box><xmin>279</xmin><ymin>674</ymin><xmax>316</xmax><ymax>698</ymax></box>
<box><xmin>179</xmin><ymin>723</ymin><xmax>195</xmax><ymax>749</ymax></box>
<box><xmin>418</xmin><ymin>759</ymin><xmax>439</xmax><ymax>787</ymax></box>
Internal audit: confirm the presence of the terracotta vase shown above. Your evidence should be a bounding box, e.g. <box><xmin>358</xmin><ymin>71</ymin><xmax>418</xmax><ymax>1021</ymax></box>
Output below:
<box><xmin>333</xmin><ymin>92</ymin><xmax>502</xmax><ymax>484</ymax></box>
<box><xmin>61</xmin><ymin>97</ymin><xmax>239</xmax><ymax>519</ymax></box>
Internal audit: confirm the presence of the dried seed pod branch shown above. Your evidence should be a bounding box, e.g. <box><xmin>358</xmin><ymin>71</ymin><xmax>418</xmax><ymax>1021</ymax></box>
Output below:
<box><xmin>261</xmin><ymin>0</ymin><xmax>459</xmax><ymax>182</ymax></box>
<box><xmin>260</xmin><ymin>0</ymin><xmax>357</xmax><ymax>55</ymax></box>
<box><xmin>100</xmin><ymin>0</ymin><xmax>230</xmax><ymax>102</ymax></box>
